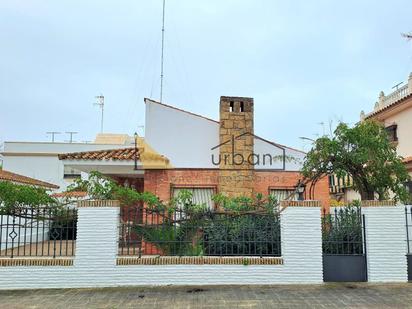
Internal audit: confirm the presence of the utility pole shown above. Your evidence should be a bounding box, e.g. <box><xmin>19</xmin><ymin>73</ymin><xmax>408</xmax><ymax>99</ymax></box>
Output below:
<box><xmin>160</xmin><ymin>0</ymin><xmax>166</xmax><ymax>103</ymax></box>
<box><xmin>94</xmin><ymin>95</ymin><xmax>104</xmax><ymax>133</ymax></box>
<box><xmin>65</xmin><ymin>131</ymin><xmax>78</xmax><ymax>143</ymax></box>
<box><xmin>392</xmin><ymin>82</ymin><xmax>403</xmax><ymax>91</ymax></box>
<box><xmin>46</xmin><ymin>132</ymin><xmax>61</xmax><ymax>143</ymax></box>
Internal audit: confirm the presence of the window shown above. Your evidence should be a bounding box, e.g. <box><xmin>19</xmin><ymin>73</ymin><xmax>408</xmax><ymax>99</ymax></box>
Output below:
<box><xmin>229</xmin><ymin>101</ymin><xmax>234</xmax><ymax>112</ymax></box>
<box><xmin>270</xmin><ymin>188</ymin><xmax>298</xmax><ymax>202</ymax></box>
<box><xmin>172</xmin><ymin>187</ymin><xmax>215</xmax><ymax>210</ymax></box>
<box><xmin>385</xmin><ymin>124</ymin><xmax>398</xmax><ymax>142</ymax></box>
<box><xmin>328</xmin><ymin>175</ymin><xmax>335</xmax><ymax>187</ymax></box>
<box><xmin>63</xmin><ymin>166</ymin><xmax>81</xmax><ymax>179</ymax></box>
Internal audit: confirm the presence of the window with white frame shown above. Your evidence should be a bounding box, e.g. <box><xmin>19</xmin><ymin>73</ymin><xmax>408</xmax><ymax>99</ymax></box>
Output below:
<box><xmin>172</xmin><ymin>187</ymin><xmax>215</xmax><ymax>210</ymax></box>
<box><xmin>269</xmin><ymin>188</ymin><xmax>297</xmax><ymax>203</ymax></box>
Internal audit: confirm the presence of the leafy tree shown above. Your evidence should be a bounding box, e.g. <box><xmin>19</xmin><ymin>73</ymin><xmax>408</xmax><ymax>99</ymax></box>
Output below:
<box><xmin>66</xmin><ymin>172</ymin><xmax>282</xmax><ymax>256</ymax></box>
<box><xmin>65</xmin><ymin>171</ymin><xmax>117</xmax><ymax>200</ymax></box>
<box><xmin>0</xmin><ymin>181</ymin><xmax>58</xmax><ymax>214</ymax></box>
<box><xmin>302</xmin><ymin>120</ymin><xmax>410</xmax><ymax>202</ymax></box>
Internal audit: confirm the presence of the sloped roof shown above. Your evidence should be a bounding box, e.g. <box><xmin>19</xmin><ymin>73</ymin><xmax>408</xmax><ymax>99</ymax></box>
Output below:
<box><xmin>0</xmin><ymin>170</ymin><xmax>59</xmax><ymax>189</ymax></box>
<box><xmin>51</xmin><ymin>191</ymin><xmax>87</xmax><ymax>198</ymax></box>
<box><xmin>144</xmin><ymin>98</ymin><xmax>306</xmax><ymax>154</ymax></box>
<box><xmin>58</xmin><ymin>147</ymin><xmax>140</xmax><ymax>161</ymax></box>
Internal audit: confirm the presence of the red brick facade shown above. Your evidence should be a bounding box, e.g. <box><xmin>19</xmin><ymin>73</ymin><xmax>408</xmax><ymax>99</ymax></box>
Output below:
<box><xmin>143</xmin><ymin>169</ymin><xmax>330</xmax><ymax>210</ymax></box>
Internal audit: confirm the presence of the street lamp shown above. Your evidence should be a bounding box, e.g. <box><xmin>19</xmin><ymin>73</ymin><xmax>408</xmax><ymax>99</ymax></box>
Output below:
<box><xmin>296</xmin><ymin>179</ymin><xmax>306</xmax><ymax>201</ymax></box>
<box><xmin>134</xmin><ymin>132</ymin><xmax>138</xmax><ymax>171</ymax></box>
<box><xmin>299</xmin><ymin>136</ymin><xmax>315</xmax><ymax>143</ymax></box>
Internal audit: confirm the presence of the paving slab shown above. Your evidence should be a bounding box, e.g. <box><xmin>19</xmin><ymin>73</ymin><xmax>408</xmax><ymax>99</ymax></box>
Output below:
<box><xmin>0</xmin><ymin>283</ymin><xmax>411</xmax><ymax>309</ymax></box>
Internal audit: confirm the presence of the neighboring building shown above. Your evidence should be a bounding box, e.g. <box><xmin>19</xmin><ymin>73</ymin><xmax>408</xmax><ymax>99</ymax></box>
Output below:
<box><xmin>353</xmin><ymin>72</ymin><xmax>412</xmax><ymax>200</ymax></box>
<box><xmin>59</xmin><ymin>96</ymin><xmax>330</xmax><ymax>209</ymax></box>
<box><xmin>0</xmin><ymin>169</ymin><xmax>59</xmax><ymax>190</ymax></box>
<box><xmin>328</xmin><ymin>173</ymin><xmax>363</xmax><ymax>203</ymax></box>
<box><xmin>0</xmin><ymin>134</ymin><xmax>134</xmax><ymax>191</ymax></box>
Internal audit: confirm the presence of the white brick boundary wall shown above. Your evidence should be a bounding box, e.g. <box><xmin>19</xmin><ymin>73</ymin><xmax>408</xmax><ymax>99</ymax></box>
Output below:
<box><xmin>0</xmin><ymin>205</ymin><xmax>323</xmax><ymax>289</ymax></box>
<box><xmin>363</xmin><ymin>206</ymin><xmax>408</xmax><ymax>282</ymax></box>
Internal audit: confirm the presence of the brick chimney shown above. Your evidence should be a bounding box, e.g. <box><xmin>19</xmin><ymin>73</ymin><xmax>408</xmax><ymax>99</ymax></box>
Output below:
<box><xmin>218</xmin><ymin>96</ymin><xmax>254</xmax><ymax>197</ymax></box>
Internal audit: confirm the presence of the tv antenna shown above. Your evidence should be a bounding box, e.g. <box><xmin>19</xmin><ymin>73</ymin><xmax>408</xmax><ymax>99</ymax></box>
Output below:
<box><xmin>94</xmin><ymin>94</ymin><xmax>104</xmax><ymax>133</ymax></box>
<box><xmin>65</xmin><ymin>131</ymin><xmax>78</xmax><ymax>143</ymax></box>
<box><xmin>160</xmin><ymin>0</ymin><xmax>166</xmax><ymax>103</ymax></box>
<box><xmin>318</xmin><ymin>122</ymin><xmax>325</xmax><ymax>136</ymax></box>
<box><xmin>46</xmin><ymin>132</ymin><xmax>61</xmax><ymax>142</ymax></box>
<box><xmin>392</xmin><ymin>82</ymin><xmax>403</xmax><ymax>91</ymax></box>
<box><xmin>401</xmin><ymin>32</ymin><xmax>412</xmax><ymax>41</ymax></box>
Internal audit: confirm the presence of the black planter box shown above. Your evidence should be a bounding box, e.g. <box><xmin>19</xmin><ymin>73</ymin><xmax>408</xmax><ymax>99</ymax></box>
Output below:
<box><xmin>323</xmin><ymin>255</ymin><xmax>367</xmax><ymax>282</ymax></box>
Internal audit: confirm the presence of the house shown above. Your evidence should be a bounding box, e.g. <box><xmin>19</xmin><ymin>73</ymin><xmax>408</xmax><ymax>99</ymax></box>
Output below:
<box><xmin>59</xmin><ymin>96</ymin><xmax>330</xmax><ymax>209</ymax></box>
<box><xmin>330</xmin><ymin>72</ymin><xmax>412</xmax><ymax>202</ymax></box>
<box><xmin>360</xmin><ymin>72</ymin><xmax>412</xmax><ymax>197</ymax></box>
<box><xmin>0</xmin><ymin>134</ymin><xmax>135</xmax><ymax>191</ymax></box>
<box><xmin>0</xmin><ymin>169</ymin><xmax>59</xmax><ymax>190</ymax></box>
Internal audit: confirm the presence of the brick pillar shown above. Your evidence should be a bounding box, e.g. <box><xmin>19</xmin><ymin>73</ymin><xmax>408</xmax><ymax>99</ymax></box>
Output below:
<box><xmin>218</xmin><ymin>96</ymin><xmax>254</xmax><ymax>198</ymax></box>
<box><xmin>74</xmin><ymin>200</ymin><xmax>119</xmax><ymax>267</ymax></box>
<box><xmin>362</xmin><ymin>202</ymin><xmax>408</xmax><ymax>282</ymax></box>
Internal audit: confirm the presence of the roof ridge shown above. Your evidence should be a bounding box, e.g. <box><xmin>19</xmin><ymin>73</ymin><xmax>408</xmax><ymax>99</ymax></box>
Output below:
<box><xmin>144</xmin><ymin>98</ymin><xmax>306</xmax><ymax>154</ymax></box>
<box><xmin>144</xmin><ymin>98</ymin><xmax>219</xmax><ymax>124</ymax></box>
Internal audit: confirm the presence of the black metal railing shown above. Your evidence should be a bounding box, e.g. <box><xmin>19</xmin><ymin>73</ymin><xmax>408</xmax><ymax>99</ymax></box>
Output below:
<box><xmin>119</xmin><ymin>206</ymin><xmax>281</xmax><ymax>257</ymax></box>
<box><xmin>0</xmin><ymin>207</ymin><xmax>77</xmax><ymax>258</ymax></box>
<box><xmin>406</xmin><ymin>206</ymin><xmax>412</xmax><ymax>254</ymax></box>
<box><xmin>322</xmin><ymin>207</ymin><xmax>365</xmax><ymax>255</ymax></box>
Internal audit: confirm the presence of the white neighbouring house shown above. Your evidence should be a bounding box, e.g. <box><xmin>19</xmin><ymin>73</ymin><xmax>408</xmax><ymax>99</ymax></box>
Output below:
<box><xmin>0</xmin><ymin>134</ymin><xmax>135</xmax><ymax>192</ymax></box>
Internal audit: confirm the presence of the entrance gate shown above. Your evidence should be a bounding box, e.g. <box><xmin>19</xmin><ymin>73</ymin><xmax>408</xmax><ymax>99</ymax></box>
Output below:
<box><xmin>322</xmin><ymin>206</ymin><xmax>367</xmax><ymax>282</ymax></box>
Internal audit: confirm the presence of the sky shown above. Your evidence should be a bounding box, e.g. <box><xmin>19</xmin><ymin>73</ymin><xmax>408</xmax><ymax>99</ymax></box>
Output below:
<box><xmin>1</xmin><ymin>0</ymin><xmax>411</xmax><ymax>151</ymax></box>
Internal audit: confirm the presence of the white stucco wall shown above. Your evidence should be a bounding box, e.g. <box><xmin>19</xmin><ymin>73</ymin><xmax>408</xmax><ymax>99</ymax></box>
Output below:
<box><xmin>384</xmin><ymin>106</ymin><xmax>412</xmax><ymax>158</ymax></box>
<box><xmin>144</xmin><ymin>100</ymin><xmax>304</xmax><ymax>170</ymax></box>
<box><xmin>363</xmin><ymin>206</ymin><xmax>408</xmax><ymax>282</ymax></box>
<box><xmin>2</xmin><ymin>142</ymin><xmax>128</xmax><ymax>191</ymax></box>
<box><xmin>0</xmin><ymin>206</ymin><xmax>323</xmax><ymax>289</ymax></box>
<box><xmin>145</xmin><ymin>99</ymin><xmax>220</xmax><ymax>168</ymax></box>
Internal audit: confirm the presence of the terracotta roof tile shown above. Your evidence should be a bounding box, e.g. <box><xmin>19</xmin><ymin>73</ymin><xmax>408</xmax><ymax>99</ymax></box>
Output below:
<box><xmin>403</xmin><ymin>156</ymin><xmax>412</xmax><ymax>164</ymax></box>
<box><xmin>51</xmin><ymin>191</ymin><xmax>87</xmax><ymax>198</ymax></box>
<box><xmin>58</xmin><ymin>147</ymin><xmax>140</xmax><ymax>161</ymax></box>
<box><xmin>0</xmin><ymin>170</ymin><xmax>59</xmax><ymax>189</ymax></box>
